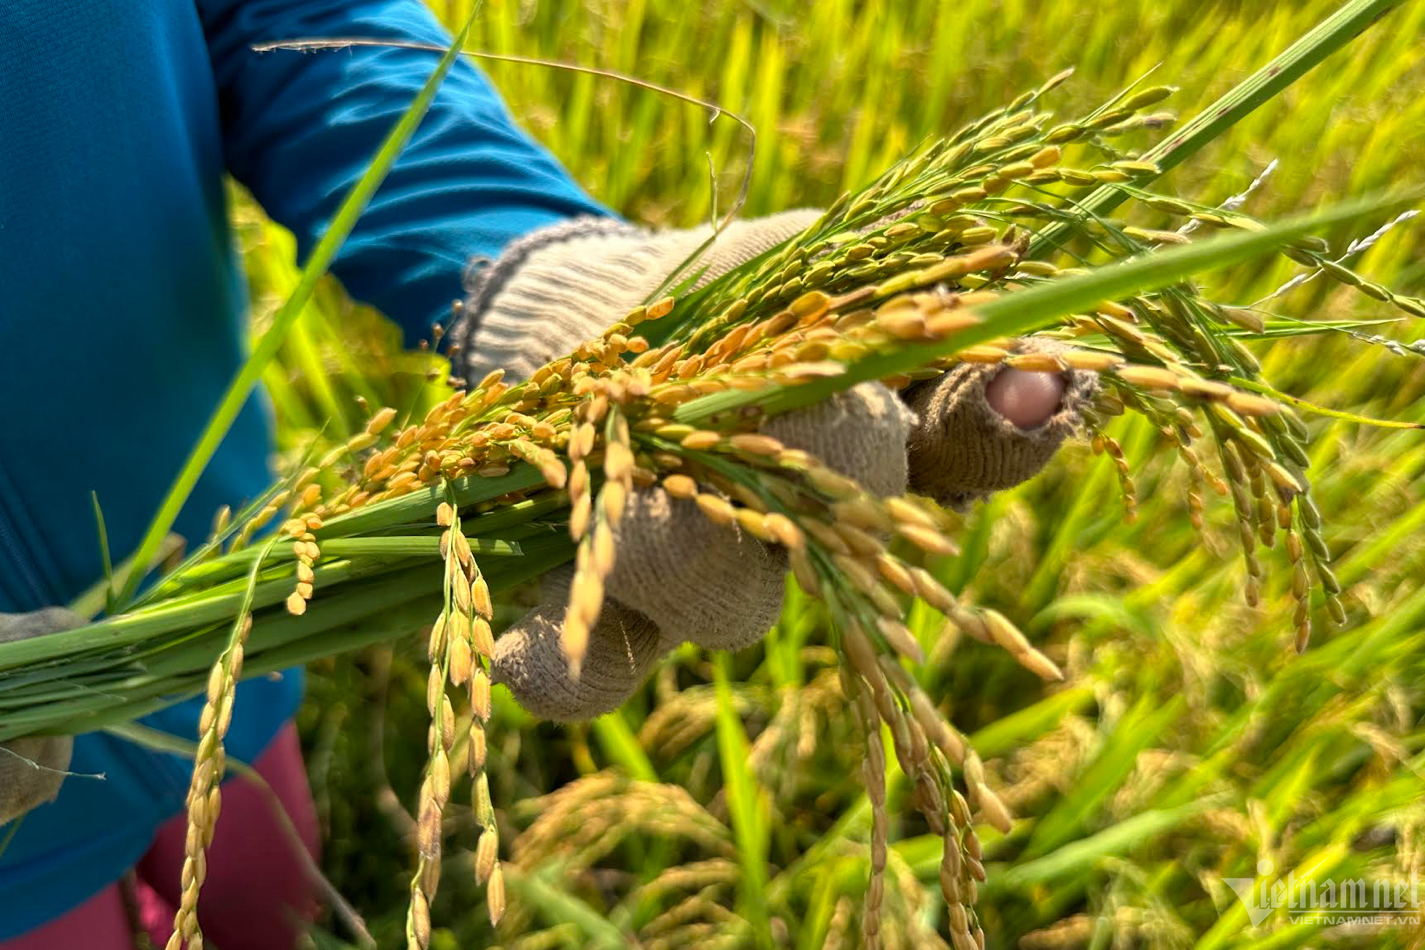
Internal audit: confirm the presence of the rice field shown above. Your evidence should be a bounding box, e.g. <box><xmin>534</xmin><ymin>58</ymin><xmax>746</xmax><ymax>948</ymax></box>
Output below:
<box><xmin>225</xmin><ymin>1</ymin><xmax>1425</xmax><ymax>947</ymax></box>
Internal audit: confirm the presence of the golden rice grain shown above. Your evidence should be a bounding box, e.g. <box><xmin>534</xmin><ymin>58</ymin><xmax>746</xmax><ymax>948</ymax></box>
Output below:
<box><xmin>1006</xmin><ymin>352</ymin><xmax>1068</xmax><ymax>373</ymax></box>
<box><xmin>486</xmin><ymin>863</ymin><xmax>507</xmax><ymax>924</ymax></box>
<box><xmin>680</xmin><ymin>430</ymin><xmax>722</xmax><ymax>451</ymax></box>
<box><xmin>897</xmin><ymin>523</ymin><xmax>961</xmax><ymax>557</ymax></box>
<box><xmin>1115</xmin><ymin>365</ymin><xmax>1181</xmax><ymax>390</ymax></box>
<box><xmin>474</xmin><ymin>829</ymin><xmax>498</xmax><ymax>885</ymax></box>
<box><xmin>982</xmin><ymin>609</ymin><xmax>1063</xmax><ymax>681</ymax></box>
<box><xmin>1226</xmin><ymin>391</ymin><xmax>1281</xmax><ymax>417</ymax></box>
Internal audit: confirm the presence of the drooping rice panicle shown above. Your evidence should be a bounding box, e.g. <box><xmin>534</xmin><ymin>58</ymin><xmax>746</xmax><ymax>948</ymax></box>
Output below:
<box><xmin>164</xmin><ymin>538</ymin><xmax>277</xmax><ymax>950</ymax></box>
<box><xmin>405</xmin><ymin>487</ymin><xmax>506</xmax><ymax>947</ymax></box>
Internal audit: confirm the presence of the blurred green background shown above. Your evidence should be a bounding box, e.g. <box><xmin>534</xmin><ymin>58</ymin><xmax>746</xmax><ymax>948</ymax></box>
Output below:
<box><xmin>236</xmin><ymin>2</ymin><xmax>1425</xmax><ymax>947</ymax></box>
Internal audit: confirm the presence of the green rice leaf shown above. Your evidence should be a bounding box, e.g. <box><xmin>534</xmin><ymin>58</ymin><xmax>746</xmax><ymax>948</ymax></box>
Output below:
<box><xmin>713</xmin><ymin>652</ymin><xmax>773</xmax><ymax>948</ymax></box>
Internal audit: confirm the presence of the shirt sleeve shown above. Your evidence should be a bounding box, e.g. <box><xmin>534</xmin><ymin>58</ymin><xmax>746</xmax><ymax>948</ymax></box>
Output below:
<box><xmin>197</xmin><ymin>0</ymin><xmax>612</xmax><ymax>345</ymax></box>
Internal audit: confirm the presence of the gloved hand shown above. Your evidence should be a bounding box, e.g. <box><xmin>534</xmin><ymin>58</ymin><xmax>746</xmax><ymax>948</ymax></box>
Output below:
<box><xmin>0</xmin><ymin>607</ymin><xmax>82</xmax><ymax>825</ymax></box>
<box><xmin>449</xmin><ymin>214</ymin><xmax>1095</xmax><ymax>721</ymax></box>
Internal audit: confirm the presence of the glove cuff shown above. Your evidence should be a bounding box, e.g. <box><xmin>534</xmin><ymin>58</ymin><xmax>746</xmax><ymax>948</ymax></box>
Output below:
<box><xmin>0</xmin><ymin>607</ymin><xmax>83</xmax><ymax>644</ymax></box>
<box><xmin>448</xmin><ymin>210</ymin><xmax>823</xmax><ymax>386</ymax></box>
<box><xmin>450</xmin><ymin>216</ymin><xmax>666</xmax><ymax>385</ymax></box>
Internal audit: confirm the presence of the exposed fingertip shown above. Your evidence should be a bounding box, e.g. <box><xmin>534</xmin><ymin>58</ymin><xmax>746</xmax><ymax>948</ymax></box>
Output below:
<box><xmin>985</xmin><ymin>368</ymin><xmax>1066</xmax><ymax>429</ymax></box>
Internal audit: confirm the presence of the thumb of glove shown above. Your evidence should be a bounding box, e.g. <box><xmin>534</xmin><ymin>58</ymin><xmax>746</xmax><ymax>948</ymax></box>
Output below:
<box><xmin>491</xmin><ymin>568</ymin><xmax>668</xmax><ymax>722</ymax></box>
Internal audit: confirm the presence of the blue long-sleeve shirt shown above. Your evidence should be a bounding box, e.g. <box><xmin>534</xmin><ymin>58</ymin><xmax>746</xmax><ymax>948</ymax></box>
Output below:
<box><xmin>0</xmin><ymin>0</ymin><xmax>606</xmax><ymax>935</ymax></box>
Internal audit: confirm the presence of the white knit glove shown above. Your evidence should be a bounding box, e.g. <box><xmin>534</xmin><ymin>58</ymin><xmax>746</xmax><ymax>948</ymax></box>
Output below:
<box><xmin>449</xmin><ymin>215</ymin><xmax>1094</xmax><ymax>721</ymax></box>
<box><xmin>0</xmin><ymin>608</ymin><xmax>81</xmax><ymax>825</ymax></box>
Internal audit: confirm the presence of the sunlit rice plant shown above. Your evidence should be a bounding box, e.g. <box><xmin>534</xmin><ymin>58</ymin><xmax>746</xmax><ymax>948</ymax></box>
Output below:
<box><xmin>1</xmin><ymin>1</ymin><xmax>1421</xmax><ymax>947</ymax></box>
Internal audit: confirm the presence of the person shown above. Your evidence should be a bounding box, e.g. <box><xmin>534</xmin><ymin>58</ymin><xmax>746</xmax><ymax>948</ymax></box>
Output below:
<box><xmin>0</xmin><ymin>2</ymin><xmax>1091</xmax><ymax>948</ymax></box>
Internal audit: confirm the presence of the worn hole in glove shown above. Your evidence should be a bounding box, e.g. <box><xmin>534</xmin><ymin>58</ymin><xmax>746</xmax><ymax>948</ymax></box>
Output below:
<box><xmin>985</xmin><ymin>368</ymin><xmax>1067</xmax><ymax>429</ymax></box>
<box><xmin>904</xmin><ymin>338</ymin><xmax>1096</xmax><ymax>508</ymax></box>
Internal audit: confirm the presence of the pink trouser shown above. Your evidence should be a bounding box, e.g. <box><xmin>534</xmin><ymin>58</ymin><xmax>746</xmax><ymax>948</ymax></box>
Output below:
<box><xmin>2</xmin><ymin>724</ymin><xmax>319</xmax><ymax>950</ymax></box>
